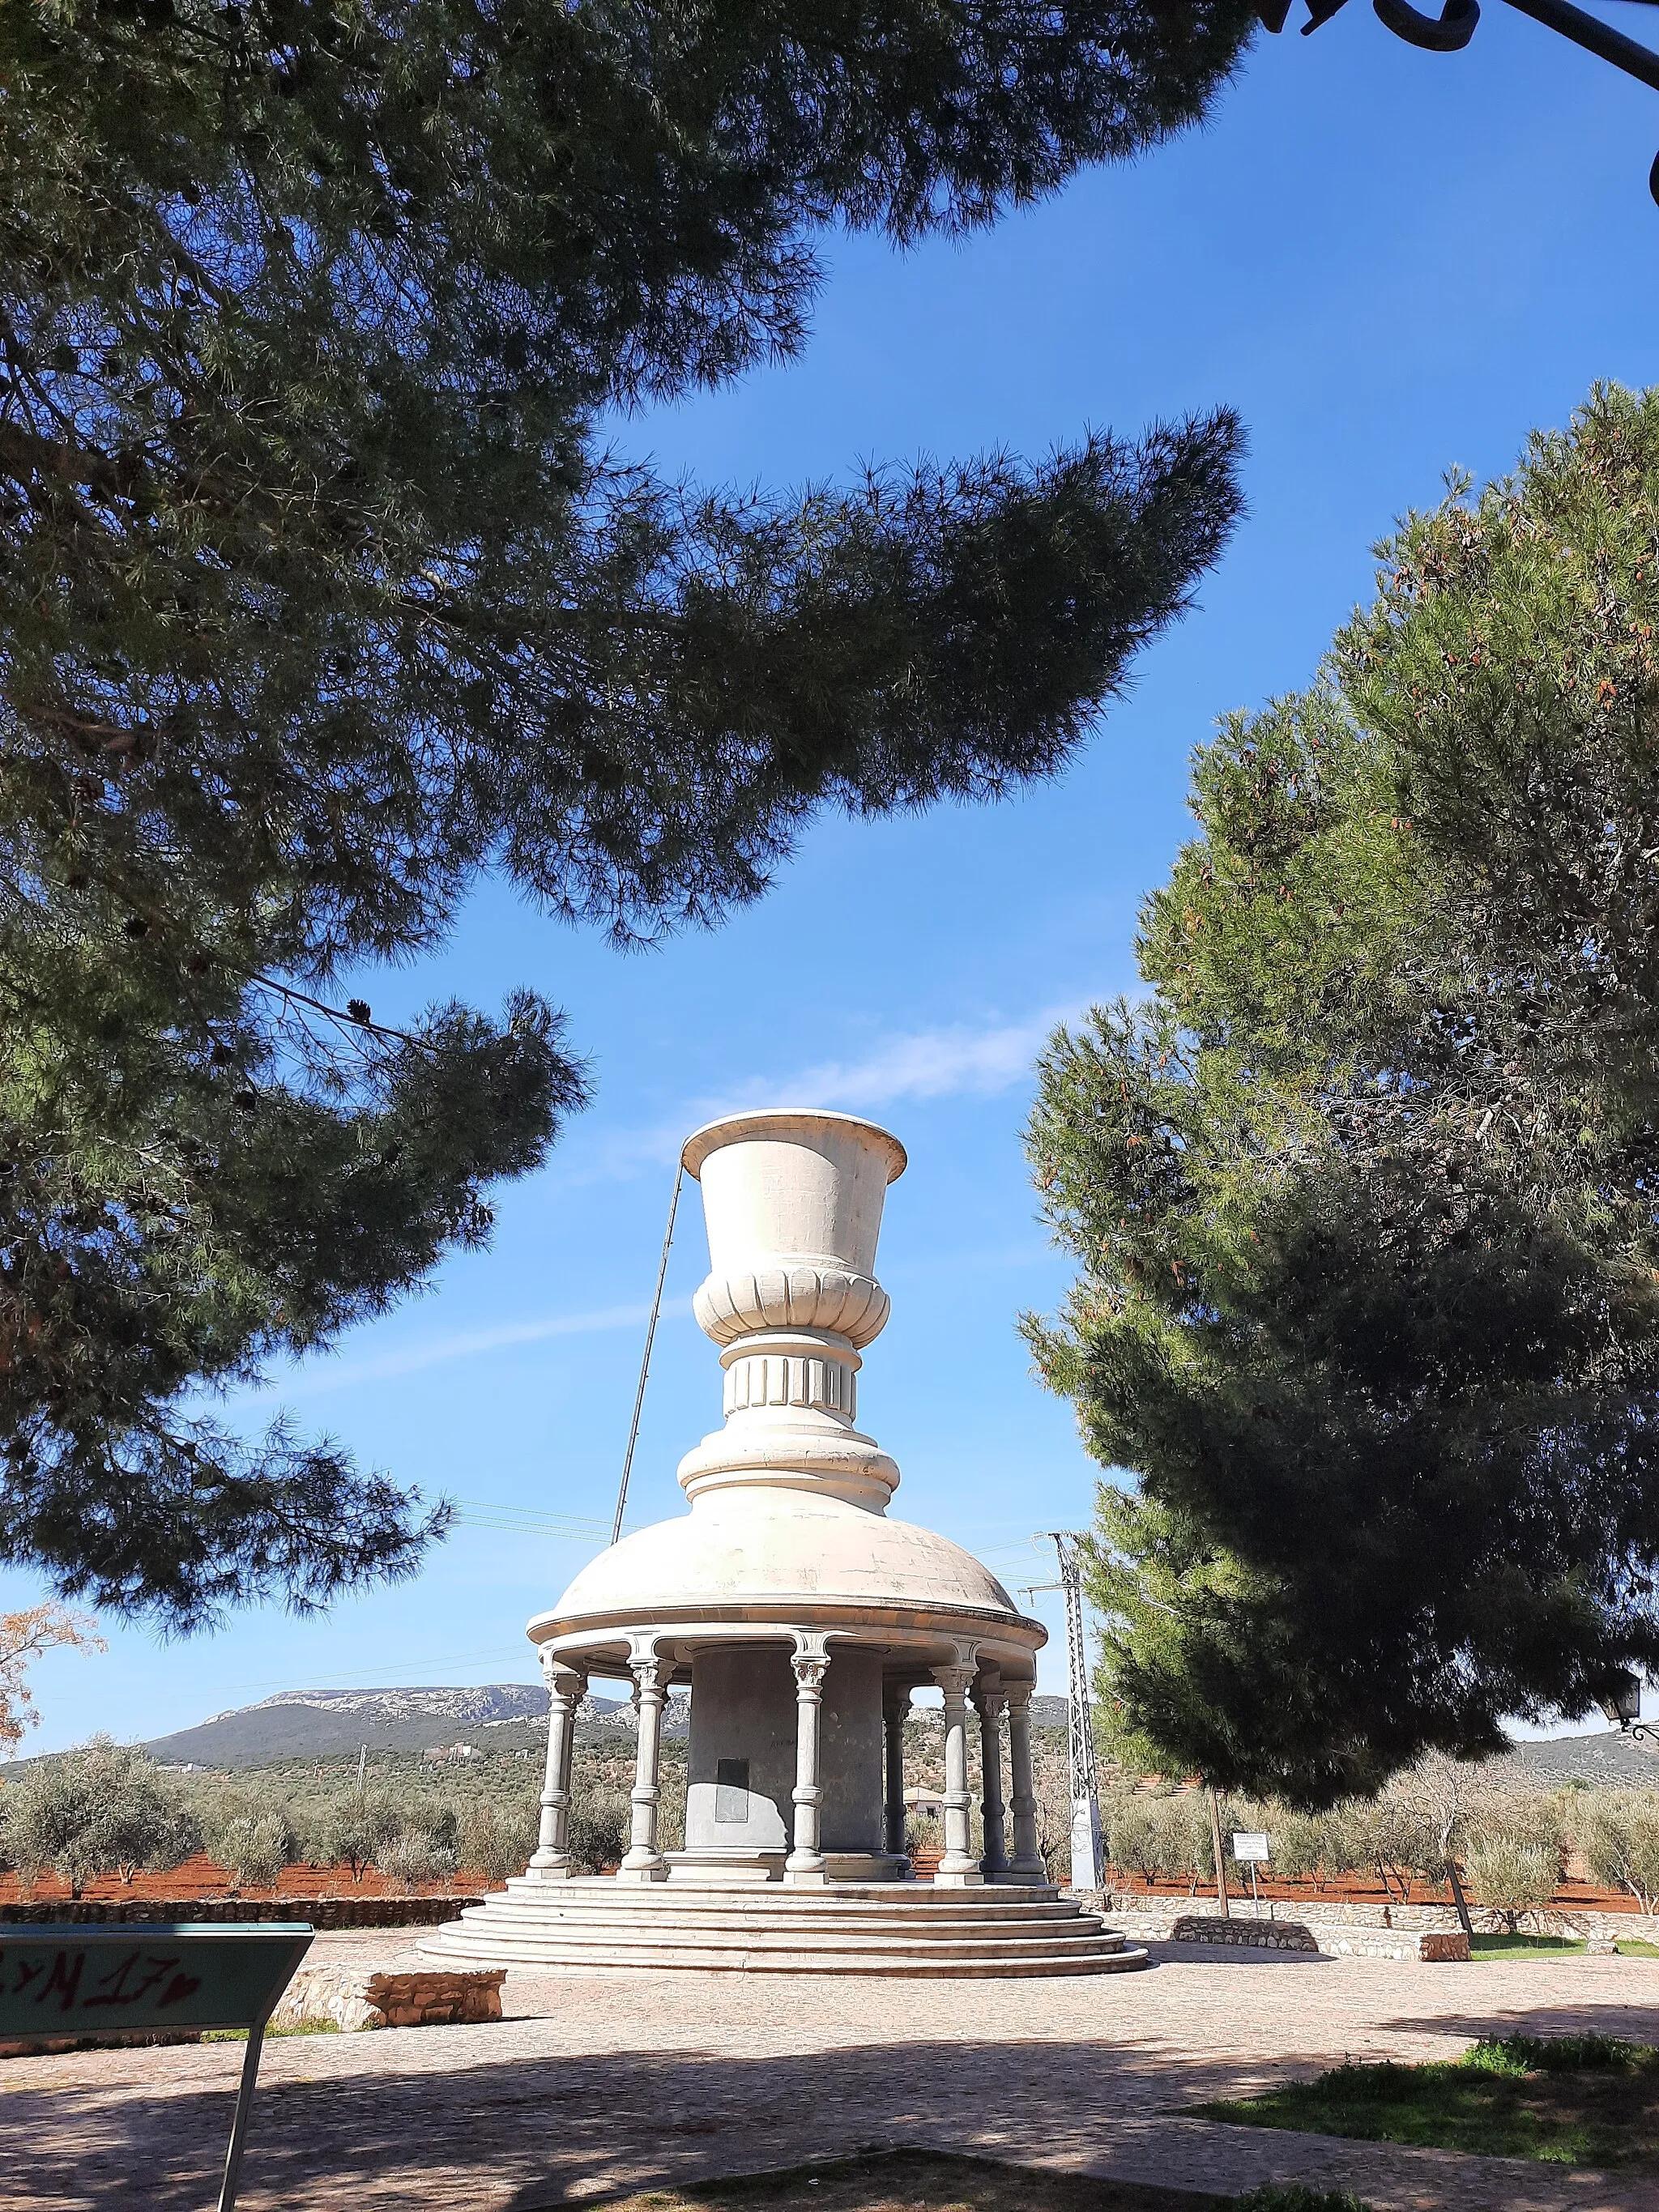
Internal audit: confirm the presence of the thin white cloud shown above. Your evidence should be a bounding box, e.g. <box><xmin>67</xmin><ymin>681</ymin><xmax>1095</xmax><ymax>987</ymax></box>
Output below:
<box><xmin>577</xmin><ymin>1003</ymin><xmax>1081</xmax><ymax>1183</ymax></box>
<box><xmin>275</xmin><ymin>1300</ymin><xmax>672</xmax><ymax>1399</ymax></box>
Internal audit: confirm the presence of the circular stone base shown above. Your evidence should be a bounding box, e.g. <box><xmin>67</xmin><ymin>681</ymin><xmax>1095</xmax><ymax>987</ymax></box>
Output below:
<box><xmin>418</xmin><ymin>1877</ymin><xmax>1149</xmax><ymax>1977</ymax></box>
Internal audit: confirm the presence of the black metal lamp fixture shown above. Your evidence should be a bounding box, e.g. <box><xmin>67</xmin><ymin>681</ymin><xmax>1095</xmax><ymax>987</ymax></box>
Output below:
<box><xmin>1259</xmin><ymin>0</ymin><xmax>1659</xmax><ymax>203</ymax></box>
<box><xmin>1599</xmin><ymin>1669</ymin><xmax>1659</xmax><ymax>1740</ymax></box>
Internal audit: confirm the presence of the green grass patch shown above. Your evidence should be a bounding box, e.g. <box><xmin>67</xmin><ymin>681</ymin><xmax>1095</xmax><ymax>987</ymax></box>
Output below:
<box><xmin>1194</xmin><ymin>2032</ymin><xmax>1659</xmax><ymax>2167</ymax></box>
<box><xmin>1469</xmin><ymin>1932</ymin><xmax>1586</xmax><ymax>1959</ymax></box>
<box><xmin>1618</xmin><ymin>1937</ymin><xmax>1659</xmax><ymax>1957</ymax></box>
<box><xmin>201</xmin><ymin>2019</ymin><xmax>339</xmax><ymax>2042</ymax></box>
<box><xmin>595</xmin><ymin>2149</ymin><xmax>1235</xmax><ymax>2212</ymax></box>
<box><xmin>1235</xmin><ymin>2195</ymin><xmax>1371</xmax><ymax>2212</ymax></box>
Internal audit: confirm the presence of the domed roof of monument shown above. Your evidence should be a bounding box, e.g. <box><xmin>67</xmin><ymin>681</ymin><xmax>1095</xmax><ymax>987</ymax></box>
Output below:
<box><xmin>539</xmin><ymin>1492</ymin><xmax>1022</xmax><ymax>1632</ymax></box>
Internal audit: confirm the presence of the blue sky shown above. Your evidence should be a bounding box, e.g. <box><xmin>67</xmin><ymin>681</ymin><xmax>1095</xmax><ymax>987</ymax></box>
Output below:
<box><xmin>13</xmin><ymin>10</ymin><xmax>1659</xmax><ymax>1749</ymax></box>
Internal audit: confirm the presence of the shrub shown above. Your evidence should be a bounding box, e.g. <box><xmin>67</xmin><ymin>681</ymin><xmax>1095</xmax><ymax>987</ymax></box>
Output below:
<box><xmin>1270</xmin><ymin>1811</ymin><xmax>1341</xmax><ymax>1888</ymax></box>
<box><xmin>1110</xmin><ymin>1798</ymin><xmax>1181</xmax><ymax>1882</ymax></box>
<box><xmin>194</xmin><ymin>1784</ymin><xmax>297</xmax><ymax>1892</ymax></box>
<box><xmin>379</xmin><ymin>1827</ymin><xmax>460</xmax><ymax>1889</ymax></box>
<box><xmin>1465</xmin><ymin>1827</ymin><xmax>1560</xmax><ymax>1933</ymax></box>
<box><xmin>461</xmin><ymin>1801</ymin><xmax>538</xmax><ymax>1885</ymax></box>
<box><xmin>568</xmin><ymin>1789</ymin><xmax>631</xmax><ymax>1874</ymax></box>
<box><xmin>1576</xmin><ymin>1792</ymin><xmax>1659</xmax><ymax>1915</ymax></box>
<box><xmin>312</xmin><ymin>1792</ymin><xmax>402</xmax><ymax>1882</ymax></box>
<box><xmin>214</xmin><ymin>1815</ymin><xmax>289</xmax><ymax>1892</ymax></box>
<box><xmin>1465</xmin><ymin>2032</ymin><xmax>1643</xmax><ymax>2073</ymax></box>
<box><xmin>1</xmin><ymin>1738</ymin><xmax>197</xmax><ymax>1897</ymax></box>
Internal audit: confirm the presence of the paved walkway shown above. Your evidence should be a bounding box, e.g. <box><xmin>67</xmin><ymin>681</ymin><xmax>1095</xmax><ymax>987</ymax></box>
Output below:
<box><xmin>6</xmin><ymin>1930</ymin><xmax>1659</xmax><ymax>2210</ymax></box>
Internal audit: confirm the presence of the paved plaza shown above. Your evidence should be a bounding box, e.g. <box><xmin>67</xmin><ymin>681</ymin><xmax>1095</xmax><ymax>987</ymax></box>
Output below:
<box><xmin>6</xmin><ymin>1930</ymin><xmax>1659</xmax><ymax>2211</ymax></box>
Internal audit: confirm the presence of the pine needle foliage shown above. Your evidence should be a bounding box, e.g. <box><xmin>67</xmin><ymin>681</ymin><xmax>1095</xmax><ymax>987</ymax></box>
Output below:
<box><xmin>1025</xmin><ymin>385</ymin><xmax>1659</xmax><ymax>1805</ymax></box>
<box><xmin>0</xmin><ymin>0</ymin><xmax>1256</xmax><ymax>1626</ymax></box>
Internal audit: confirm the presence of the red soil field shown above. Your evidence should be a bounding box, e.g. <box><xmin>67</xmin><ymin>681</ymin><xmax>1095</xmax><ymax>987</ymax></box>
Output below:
<box><xmin>0</xmin><ymin>1853</ymin><xmax>489</xmax><ymax>1906</ymax></box>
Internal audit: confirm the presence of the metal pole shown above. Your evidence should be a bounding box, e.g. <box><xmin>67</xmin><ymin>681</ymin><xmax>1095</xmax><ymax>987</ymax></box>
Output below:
<box><xmin>217</xmin><ymin>2024</ymin><xmax>266</xmax><ymax>2212</ymax></box>
<box><xmin>612</xmin><ymin>1165</ymin><xmax>684</xmax><ymax>1546</ymax></box>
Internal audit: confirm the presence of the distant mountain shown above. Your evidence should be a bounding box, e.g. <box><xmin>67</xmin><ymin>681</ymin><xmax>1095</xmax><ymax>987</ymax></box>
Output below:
<box><xmin>1482</xmin><ymin>1729</ymin><xmax>1659</xmax><ymax>1791</ymax></box>
<box><xmin>143</xmin><ymin>1683</ymin><xmax>628</xmax><ymax>1767</ymax></box>
<box><xmin>141</xmin><ymin>1680</ymin><xmax>1066</xmax><ymax>1769</ymax></box>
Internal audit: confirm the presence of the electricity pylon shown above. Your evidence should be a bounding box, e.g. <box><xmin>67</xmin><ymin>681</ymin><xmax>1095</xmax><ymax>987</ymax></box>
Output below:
<box><xmin>1026</xmin><ymin>1532</ymin><xmax>1103</xmax><ymax>1892</ymax></box>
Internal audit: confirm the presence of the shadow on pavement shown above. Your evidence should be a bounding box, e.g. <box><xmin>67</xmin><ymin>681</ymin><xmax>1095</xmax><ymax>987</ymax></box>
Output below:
<box><xmin>12</xmin><ymin>2023</ymin><xmax>1657</xmax><ymax>2212</ymax></box>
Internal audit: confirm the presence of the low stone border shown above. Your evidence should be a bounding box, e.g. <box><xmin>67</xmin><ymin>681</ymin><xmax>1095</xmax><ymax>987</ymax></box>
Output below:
<box><xmin>273</xmin><ymin>1963</ymin><xmax>505</xmax><ymax>2032</ymax></box>
<box><xmin>1169</xmin><ymin>1915</ymin><xmax>1320</xmax><ymax>1953</ymax></box>
<box><xmin>1094</xmin><ymin>1888</ymin><xmax>1659</xmax><ymax>1943</ymax></box>
<box><xmin>0</xmin><ymin>1894</ymin><xmax>485</xmax><ymax>1929</ymax></box>
<box><xmin>1128</xmin><ymin>1911</ymin><xmax>1472</xmax><ymax>1962</ymax></box>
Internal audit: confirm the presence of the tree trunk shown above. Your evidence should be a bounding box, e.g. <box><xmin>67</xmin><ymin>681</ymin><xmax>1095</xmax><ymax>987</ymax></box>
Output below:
<box><xmin>1447</xmin><ymin>1858</ymin><xmax>1475</xmax><ymax>1941</ymax></box>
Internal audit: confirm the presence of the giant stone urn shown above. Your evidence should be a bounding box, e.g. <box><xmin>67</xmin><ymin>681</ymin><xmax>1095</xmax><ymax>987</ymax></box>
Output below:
<box><xmin>527</xmin><ymin>1108</ymin><xmax>1046</xmax><ymax>1886</ymax></box>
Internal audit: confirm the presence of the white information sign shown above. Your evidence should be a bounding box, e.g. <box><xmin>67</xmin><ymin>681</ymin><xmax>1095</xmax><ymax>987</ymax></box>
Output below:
<box><xmin>1232</xmin><ymin>1831</ymin><xmax>1271</xmax><ymax>1863</ymax></box>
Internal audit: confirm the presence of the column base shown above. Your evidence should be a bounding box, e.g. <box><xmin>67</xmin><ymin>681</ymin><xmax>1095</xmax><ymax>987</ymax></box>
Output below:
<box><xmin>523</xmin><ymin>1857</ymin><xmax>576</xmax><ymax>1882</ymax></box>
<box><xmin>1002</xmin><ymin>1858</ymin><xmax>1047</xmax><ymax>1882</ymax></box>
<box><xmin>934</xmin><ymin>1866</ymin><xmax>987</xmax><ymax>1887</ymax></box>
<box><xmin>667</xmin><ymin>1848</ymin><xmax>785</xmax><ymax>1886</ymax></box>
<box><xmin>614</xmin><ymin>1859</ymin><xmax>669</xmax><ymax>1884</ymax></box>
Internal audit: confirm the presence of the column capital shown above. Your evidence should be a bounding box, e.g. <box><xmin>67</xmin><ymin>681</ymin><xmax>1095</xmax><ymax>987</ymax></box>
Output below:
<box><xmin>791</xmin><ymin>1630</ymin><xmax>832</xmax><ymax>1697</ymax></box>
<box><xmin>538</xmin><ymin>1648</ymin><xmax>586</xmax><ymax>1701</ymax></box>
<box><xmin>931</xmin><ymin>1662</ymin><xmax>977</xmax><ymax>1703</ymax></box>
<box><xmin>626</xmin><ymin>1634</ymin><xmax>673</xmax><ymax>1699</ymax></box>
<box><xmin>972</xmin><ymin>1664</ymin><xmax>1006</xmax><ymax>1719</ymax></box>
<box><xmin>1002</xmin><ymin>1677</ymin><xmax>1035</xmax><ymax>1712</ymax></box>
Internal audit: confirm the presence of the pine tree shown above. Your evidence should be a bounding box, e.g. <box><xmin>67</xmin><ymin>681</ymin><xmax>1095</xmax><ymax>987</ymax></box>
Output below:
<box><xmin>1026</xmin><ymin>385</ymin><xmax>1659</xmax><ymax>1806</ymax></box>
<box><xmin>0</xmin><ymin>2</ymin><xmax>1253</xmax><ymax>1625</ymax></box>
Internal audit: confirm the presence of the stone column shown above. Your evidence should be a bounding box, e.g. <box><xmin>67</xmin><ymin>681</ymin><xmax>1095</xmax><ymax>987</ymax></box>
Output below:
<box><xmin>975</xmin><ymin>1673</ymin><xmax>1008</xmax><ymax>1880</ymax></box>
<box><xmin>883</xmin><ymin>1679</ymin><xmax>910</xmax><ymax>1860</ymax></box>
<box><xmin>932</xmin><ymin>1655</ymin><xmax>984</xmax><ymax>1886</ymax></box>
<box><xmin>527</xmin><ymin>1651</ymin><xmax>586</xmax><ymax>1881</ymax></box>
<box><xmin>1004</xmin><ymin>1681</ymin><xmax>1046</xmax><ymax>1882</ymax></box>
<box><xmin>617</xmin><ymin>1644</ymin><xmax>672</xmax><ymax>1882</ymax></box>
<box><xmin>785</xmin><ymin>1633</ymin><xmax>832</xmax><ymax>1885</ymax></box>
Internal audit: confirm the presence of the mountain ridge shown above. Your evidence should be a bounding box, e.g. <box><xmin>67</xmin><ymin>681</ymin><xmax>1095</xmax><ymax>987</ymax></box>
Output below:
<box><xmin>139</xmin><ymin>1683</ymin><xmax>1073</xmax><ymax>1767</ymax></box>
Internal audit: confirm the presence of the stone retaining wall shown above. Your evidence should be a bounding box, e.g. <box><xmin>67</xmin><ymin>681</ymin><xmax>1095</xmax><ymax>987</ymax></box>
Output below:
<box><xmin>0</xmin><ymin>1894</ymin><xmax>484</xmax><ymax>1929</ymax></box>
<box><xmin>273</xmin><ymin>1963</ymin><xmax>505</xmax><ymax>2032</ymax></box>
<box><xmin>1094</xmin><ymin>1890</ymin><xmax>1659</xmax><ymax>1946</ymax></box>
<box><xmin>1168</xmin><ymin>1915</ymin><xmax>1320</xmax><ymax>1953</ymax></box>
<box><xmin>1107</xmin><ymin>1901</ymin><xmax>1638</xmax><ymax>1960</ymax></box>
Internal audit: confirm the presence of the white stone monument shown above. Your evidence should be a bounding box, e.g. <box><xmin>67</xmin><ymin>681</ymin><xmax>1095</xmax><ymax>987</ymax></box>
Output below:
<box><xmin>424</xmin><ymin>1110</ymin><xmax>1145</xmax><ymax>1975</ymax></box>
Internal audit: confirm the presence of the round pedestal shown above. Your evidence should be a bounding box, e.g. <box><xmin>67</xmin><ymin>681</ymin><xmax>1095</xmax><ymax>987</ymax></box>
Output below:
<box><xmin>419</xmin><ymin>1879</ymin><xmax>1149</xmax><ymax>1978</ymax></box>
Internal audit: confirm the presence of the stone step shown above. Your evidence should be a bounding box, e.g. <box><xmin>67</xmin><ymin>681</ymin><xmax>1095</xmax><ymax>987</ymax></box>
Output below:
<box><xmin>454</xmin><ymin>1917</ymin><xmax>1115</xmax><ymax>1950</ymax></box>
<box><xmin>477</xmin><ymin>1898</ymin><xmax>1103</xmax><ymax>1931</ymax></box>
<box><xmin>416</xmin><ymin>1874</ymin><xmax>1149</xmax><ymax>1978</ymax></box>
<box><xmin>419</xmin><ymin>1930</ymin><xmax>1148</xmax><ymax>1977</ymax></box>
<box><xmin>425</xmin><ymin>1932</ymin><xmax>1126</xmax><ymax>1963</ymax></box>
<box><xmin>433</xmin><ymin>1915</ymin><xmax>1120</xmax><ymax>1958</ymax></box>
<box><xmin>494</xmin><ymin>1882</ymin><xmax>1084</xmax><ymax>1917</ymax></box>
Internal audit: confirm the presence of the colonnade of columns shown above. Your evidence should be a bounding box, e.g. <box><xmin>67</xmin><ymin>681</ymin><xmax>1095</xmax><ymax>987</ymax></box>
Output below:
<box><xmin>526</xmin><ymin>1636</ymin><xmax>1048</xmax><ymax>1886</ymax></box>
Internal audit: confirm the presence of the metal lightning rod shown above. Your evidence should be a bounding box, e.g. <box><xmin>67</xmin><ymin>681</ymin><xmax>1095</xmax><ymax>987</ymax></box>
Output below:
<box><xmin>611</xmin><ymin>1164</ymin><xmax>684</xmax><ymax>1547</ymax></box>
